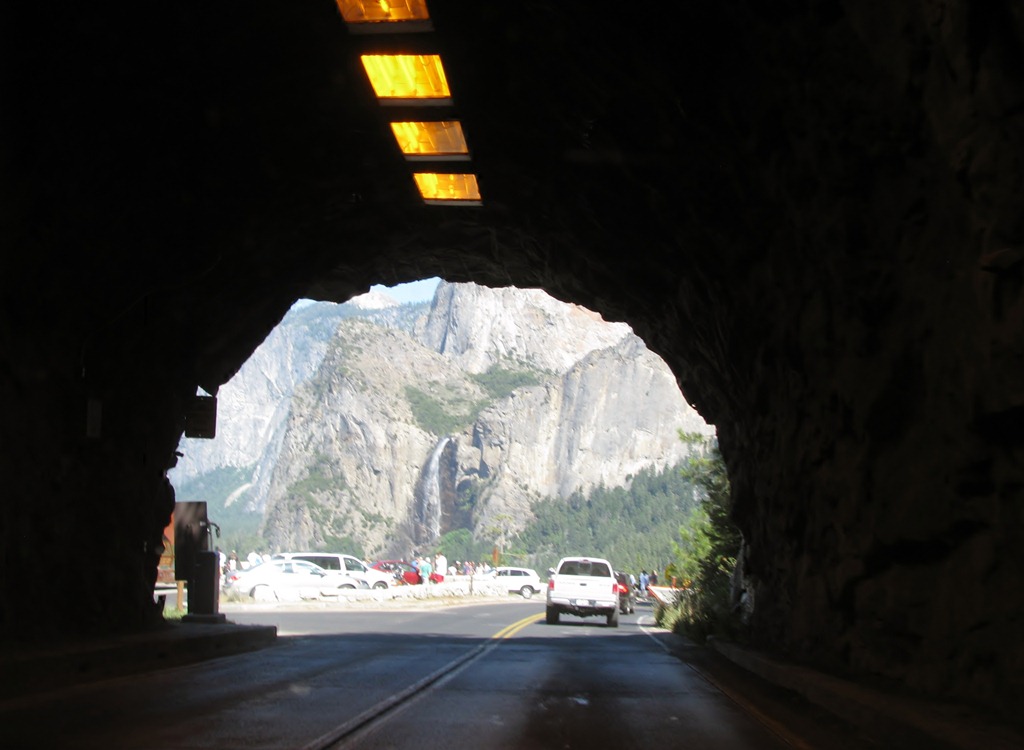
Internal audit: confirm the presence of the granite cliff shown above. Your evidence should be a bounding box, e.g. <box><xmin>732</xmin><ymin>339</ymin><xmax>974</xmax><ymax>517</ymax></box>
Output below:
<box><xmin>173</xmin><ymin>282</ymin><xmax>711</xmax><ymax>557</ymax></box>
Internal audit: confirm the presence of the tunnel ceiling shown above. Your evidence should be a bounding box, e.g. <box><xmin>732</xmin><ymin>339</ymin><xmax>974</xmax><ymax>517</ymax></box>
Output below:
<box><xmin>12</xmin><ymin>0</ymin><xmax>862</xmax><ymax>410</ymax></box>
<box><xmin>4</xmin><ymin>0</ymin><xmax>1023</xmax><ymax>720</ymax></box>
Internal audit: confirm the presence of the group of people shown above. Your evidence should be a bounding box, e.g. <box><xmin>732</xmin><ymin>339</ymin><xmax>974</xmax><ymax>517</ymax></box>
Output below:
<box><xmin>452</xmin><ymin>559</ymin><xmax>494</xmax><ymax>577</ymax></box>
<box><xmin>409</xmin><ymin>553</ymin><xmax>496</xmax><ymax>582</ymax></box>
<box><xmin>216</xmin><ymin>548</ymin><xmax>271</xmax><ymax>576</ymax></box>
<box><xmin>631</xmin><ymin>569</ymin><xmax>660</xmax><ymax>597</ymax></box>
<box><xmin>410</xmin><ymin>553</ymin><xmax>441</xmax><ymax>583</ymax></box>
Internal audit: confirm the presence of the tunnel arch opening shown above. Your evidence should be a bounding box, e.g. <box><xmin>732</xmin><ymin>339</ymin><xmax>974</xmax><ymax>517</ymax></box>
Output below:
<box><xmin>168</xmin><ymin>277</ymin><xmax>717</xmax><ymax>597</ymax></box>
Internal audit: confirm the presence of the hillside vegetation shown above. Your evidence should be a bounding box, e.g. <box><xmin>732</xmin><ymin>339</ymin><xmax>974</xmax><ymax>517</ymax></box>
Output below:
<box><xmin>435</xmin><ymin>455</ymin><xmax>707</xmax><ymax>578</ymax></box>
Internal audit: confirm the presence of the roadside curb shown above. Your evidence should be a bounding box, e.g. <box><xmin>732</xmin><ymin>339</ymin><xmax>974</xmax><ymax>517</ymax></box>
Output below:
<box><xmin>219</xmin><ymin>593</ymin><xmax>515</xmax><ymax>614</ymax></box>
<box><xmin>217</xmin><ymin>578</ymin><xmax>510</xmax><ymax>609</ymax></box>
<box><xmin>706</xmin><ymin>637</ymin><xmax>1024</xmax><ymax>750</ymax></box>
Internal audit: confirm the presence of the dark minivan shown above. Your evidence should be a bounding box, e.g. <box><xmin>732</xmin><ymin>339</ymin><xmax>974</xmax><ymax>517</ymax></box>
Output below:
<box><xmin>614</xmin><ymin>571</ymin><xmax>636</xmax><ymax>614</ymax></box>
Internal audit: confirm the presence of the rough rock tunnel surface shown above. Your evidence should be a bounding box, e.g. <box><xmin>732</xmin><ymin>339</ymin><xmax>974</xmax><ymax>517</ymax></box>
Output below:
<box><xmin>1</xmin><ymin>0</ymin><xmax>1021</xmax><ymax>719</ymax></box>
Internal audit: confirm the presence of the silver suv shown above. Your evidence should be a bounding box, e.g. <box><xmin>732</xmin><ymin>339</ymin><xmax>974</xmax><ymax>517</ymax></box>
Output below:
<box><xmin>272</xmin><ymin>552</ymin><xmax>393</xmax><ymax>589</ymax></box>
<box><xmin>493</xmin><ymin>566</ymin><xmax>543</xmax><ymax>598</ymax></box>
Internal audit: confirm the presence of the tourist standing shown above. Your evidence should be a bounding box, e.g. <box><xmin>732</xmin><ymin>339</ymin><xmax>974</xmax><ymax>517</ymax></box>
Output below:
<box><xmin>435</xmin><ymin>551</ymin><xmax>447</xmax><ymax>580</ymax></box>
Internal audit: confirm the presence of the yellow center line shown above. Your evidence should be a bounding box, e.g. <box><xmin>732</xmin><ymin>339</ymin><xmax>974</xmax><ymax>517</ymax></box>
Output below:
<box><xmin>492</xmin><ymin>612</ymin><xmax>544</xmax><ymax>640</ymax></box>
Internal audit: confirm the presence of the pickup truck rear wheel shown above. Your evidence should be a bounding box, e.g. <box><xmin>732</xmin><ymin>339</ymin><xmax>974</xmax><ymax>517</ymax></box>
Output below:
<box><xmin>545</xmin><ymin>606</ymin><xmax>560</xmax><ymax>624</ymax></box>
<box><xmin>607</xmin><ymin>608</ymin><xmax>619</xmax><ymax>628</ymax></box>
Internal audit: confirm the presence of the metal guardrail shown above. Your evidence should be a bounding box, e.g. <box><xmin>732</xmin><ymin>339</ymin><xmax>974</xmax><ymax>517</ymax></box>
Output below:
<box><xmin>647</xmin><ymin>585</ymin><xmax>684</xmax><ymax>607</ymax></box>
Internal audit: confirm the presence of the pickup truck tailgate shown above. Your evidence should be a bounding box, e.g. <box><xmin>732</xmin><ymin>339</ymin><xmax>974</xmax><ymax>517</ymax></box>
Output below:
<box><xmin>553</xmin><ymin>574</ymin><xmax>614</xmax><ymax>600</ymax></box>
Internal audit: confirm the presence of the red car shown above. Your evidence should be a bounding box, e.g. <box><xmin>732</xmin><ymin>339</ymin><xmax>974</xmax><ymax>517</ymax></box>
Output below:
<box><xmin>371</xmin><ymin>560</ymin><xmax>444</xmax><ymax>585</ymax></box>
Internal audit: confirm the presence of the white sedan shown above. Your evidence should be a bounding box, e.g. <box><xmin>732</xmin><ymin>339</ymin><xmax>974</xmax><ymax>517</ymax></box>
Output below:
<box><xmin>223</xmin><ymin>559</ymin><xmax>367</xmax><ymax>602</ymax></box>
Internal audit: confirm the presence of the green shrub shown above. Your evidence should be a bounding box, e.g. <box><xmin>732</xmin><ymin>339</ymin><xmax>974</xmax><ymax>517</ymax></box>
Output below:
<box><xmin>470</xmin><ymin>366</ymin><xmax>541</xmax><ymax>399</ymax></box>
<box><xmin>162</xmin><ymin>607</ymin><xmax>186</xmax><ymax>621</ymax></box>
<box><xmin>405</xmin><ymin>386</ymin><xmax>485</xmax><ymax>434</ymax></box>
<box><xmin>664</xmin><ymin>434</ymin><xmax>743</xmax><ymax>643</ymax></box>
<box><xmin>437</xmin><ymin>528</ymin><xmax>490</xmax><ymax>563</ymax></box>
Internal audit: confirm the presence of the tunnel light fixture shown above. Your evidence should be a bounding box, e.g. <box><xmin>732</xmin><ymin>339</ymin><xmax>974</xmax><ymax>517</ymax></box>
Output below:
<box><xmin>336</xmin><ymin>0</ymin><xmax>432</xmax><ymax>32</ymax></box>
<box><xmin>413</xmin><ymin>172</ymin><xmax>482</xmax><ymax>205</ymax></box>
<box><xmin>390</xmin><ymin>121</ymin><xmax>470</xmax><ymax>161</ymax></box>
<box><xmin>361</xmin><ymin>54</ymin><xmax>451</xmax><ymax>105</ymax></box>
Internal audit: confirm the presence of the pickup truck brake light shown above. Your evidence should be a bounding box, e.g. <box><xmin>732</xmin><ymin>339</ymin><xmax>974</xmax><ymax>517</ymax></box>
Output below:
<box><xmin>548</xmin><ymin>578</ymin><xmax>555</xmax><ymax>590</ymax></box>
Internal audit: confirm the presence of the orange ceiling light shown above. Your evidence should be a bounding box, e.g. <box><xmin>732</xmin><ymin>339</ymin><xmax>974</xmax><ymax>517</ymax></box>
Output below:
<box><xmin>361</xmin><ymin>54</ymin><xmax>451</xmax><ymax>105</ymax></box>
<box><xmin>336</xmin><ymin>0</ymin><xmax>431</xmax><ymax>25</ymax></box>
<box><xmin>413</xmin><ymin>172</ymin><xmax>482</xmax><ymax>205</ymax></box>
<box><xmin>390</xmin><ymin>121</ymin><xmax>470</xmax><ymax>161</ymax></box>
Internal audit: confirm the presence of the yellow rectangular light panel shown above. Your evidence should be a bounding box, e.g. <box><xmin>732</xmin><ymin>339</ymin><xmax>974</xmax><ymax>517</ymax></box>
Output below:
<box><xmin>336</xmin><ymin>0</ymin><xmax>430</xmax><ymax>24</ymax></box>
<box><xmin>413</xmin><ymin>172</ymin><xmax>482</xmax><ymax>205</ymax></box>
<box><xmin>390</xmin><ymin>121</ymin><xmax>469</xmax><ymax>160</ymax></box>
<box><xmin>361</xmin><ymin>54</ymin><xmax>451</xmax><ymax>104</ymax></box>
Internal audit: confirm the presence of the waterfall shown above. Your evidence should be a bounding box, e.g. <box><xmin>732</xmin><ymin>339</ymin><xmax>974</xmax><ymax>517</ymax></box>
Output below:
<box><xmin>416</xmin><ymin>437</ymin><xmax>451</xmax><ymax>545</ymax></box>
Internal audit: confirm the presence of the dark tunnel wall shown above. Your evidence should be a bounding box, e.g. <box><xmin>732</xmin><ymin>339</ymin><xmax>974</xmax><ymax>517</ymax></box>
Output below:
<box><xmin>1</xmin><ymin>0</ymin><xmax>1022</xmax><ymax>718</ymax></box>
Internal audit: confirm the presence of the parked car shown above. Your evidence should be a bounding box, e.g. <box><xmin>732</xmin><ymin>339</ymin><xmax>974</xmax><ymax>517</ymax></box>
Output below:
<box><xmin>614</xmin><ymin>571</ymin><xmax>636</xmax><ymax>614</ymax></box>
<box><xmin>223</xmin><ymin>559</ymin><xmax>366</xmax><ymax>601</ymax></box>
<box><xmin>272</xmin><ymin>552</ymin><xmax>393</xmax><ymax>589</ymax></box>
<box><xmin>371</xmin><ymin>560</ymin><xmax>418</xmax><ymax>585</ymax></box>
<box><xmin>493</xmin><ymin>566</ymin><xmax>543</xmax><ymax>599</ymax></box>
<box><xmin>370</xmin><ymin>559</ymin><xmax>444</xmax><ymax>584</ymax></box>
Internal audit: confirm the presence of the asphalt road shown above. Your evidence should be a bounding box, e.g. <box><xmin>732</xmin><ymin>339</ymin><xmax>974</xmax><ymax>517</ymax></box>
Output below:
<box><xmin>0</xmin><ymin>599</ymin><xmax>872</xmax><ymax>749</ymax></box>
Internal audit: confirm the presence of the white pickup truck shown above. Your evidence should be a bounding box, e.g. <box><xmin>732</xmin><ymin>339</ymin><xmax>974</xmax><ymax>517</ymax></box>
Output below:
<box><xmin>545</xmin><ymin>556</ymin><xmax>620</xmax><ymax>627</ymax></box>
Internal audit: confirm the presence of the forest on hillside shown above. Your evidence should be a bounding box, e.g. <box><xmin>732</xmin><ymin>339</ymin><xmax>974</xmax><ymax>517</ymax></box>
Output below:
<box><xmin>435</xmin><ymin>458</ymin><xmax>705</xmax><ymax>579</ymax></box>
<box><xmin>516</xmin><ymin>460</ymin><xmax>703</xmax><ymax>576</ymax></box>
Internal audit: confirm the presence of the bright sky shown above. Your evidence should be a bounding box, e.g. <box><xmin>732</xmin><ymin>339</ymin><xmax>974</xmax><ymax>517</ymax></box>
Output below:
<box><xmin>371</xmin><ymin>277</ymin><xmax>441</xmax><ymax>304</ymax></box>
<box><xmin>293</xmin><ymin>277</ymin><xmax>441</xmax><ymax>310</ymax></box>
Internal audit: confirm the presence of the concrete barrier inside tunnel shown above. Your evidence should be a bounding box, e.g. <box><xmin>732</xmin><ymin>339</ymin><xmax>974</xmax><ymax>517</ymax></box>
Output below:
<box><xmin>2</xmin><ymin>0</ymin><xmax>1022</xmax><ymax>722</ymax></box>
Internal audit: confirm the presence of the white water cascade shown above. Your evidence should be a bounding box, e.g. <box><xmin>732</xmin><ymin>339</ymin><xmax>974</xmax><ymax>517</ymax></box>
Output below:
<box><xmin>416</xmin><ymin>437</ymin><xmax>451</xmax><ymax>544</ymax></box>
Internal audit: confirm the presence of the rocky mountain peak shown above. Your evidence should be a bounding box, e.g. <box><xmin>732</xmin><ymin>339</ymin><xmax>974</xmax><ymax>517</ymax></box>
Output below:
<box><xmin>421</xmin><ymin>281</ymin><xmax>633</xmax><ymax>374</ymax></box>
<box><xmin>347</xmin><ymin>289</ymin><xmax>400</xmax><ymax>310</ymax></box>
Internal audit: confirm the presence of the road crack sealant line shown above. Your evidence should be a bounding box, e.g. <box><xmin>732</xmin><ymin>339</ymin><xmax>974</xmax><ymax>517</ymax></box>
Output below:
<box><xmin>637</xmin><ymin>616</ymin><xmax>812</xmax><ymax>750</ymax></box>
<box><xmin>300</xmin><ymin>612</ymin><xmax>543</xmax><ymax>750</ymax></box>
